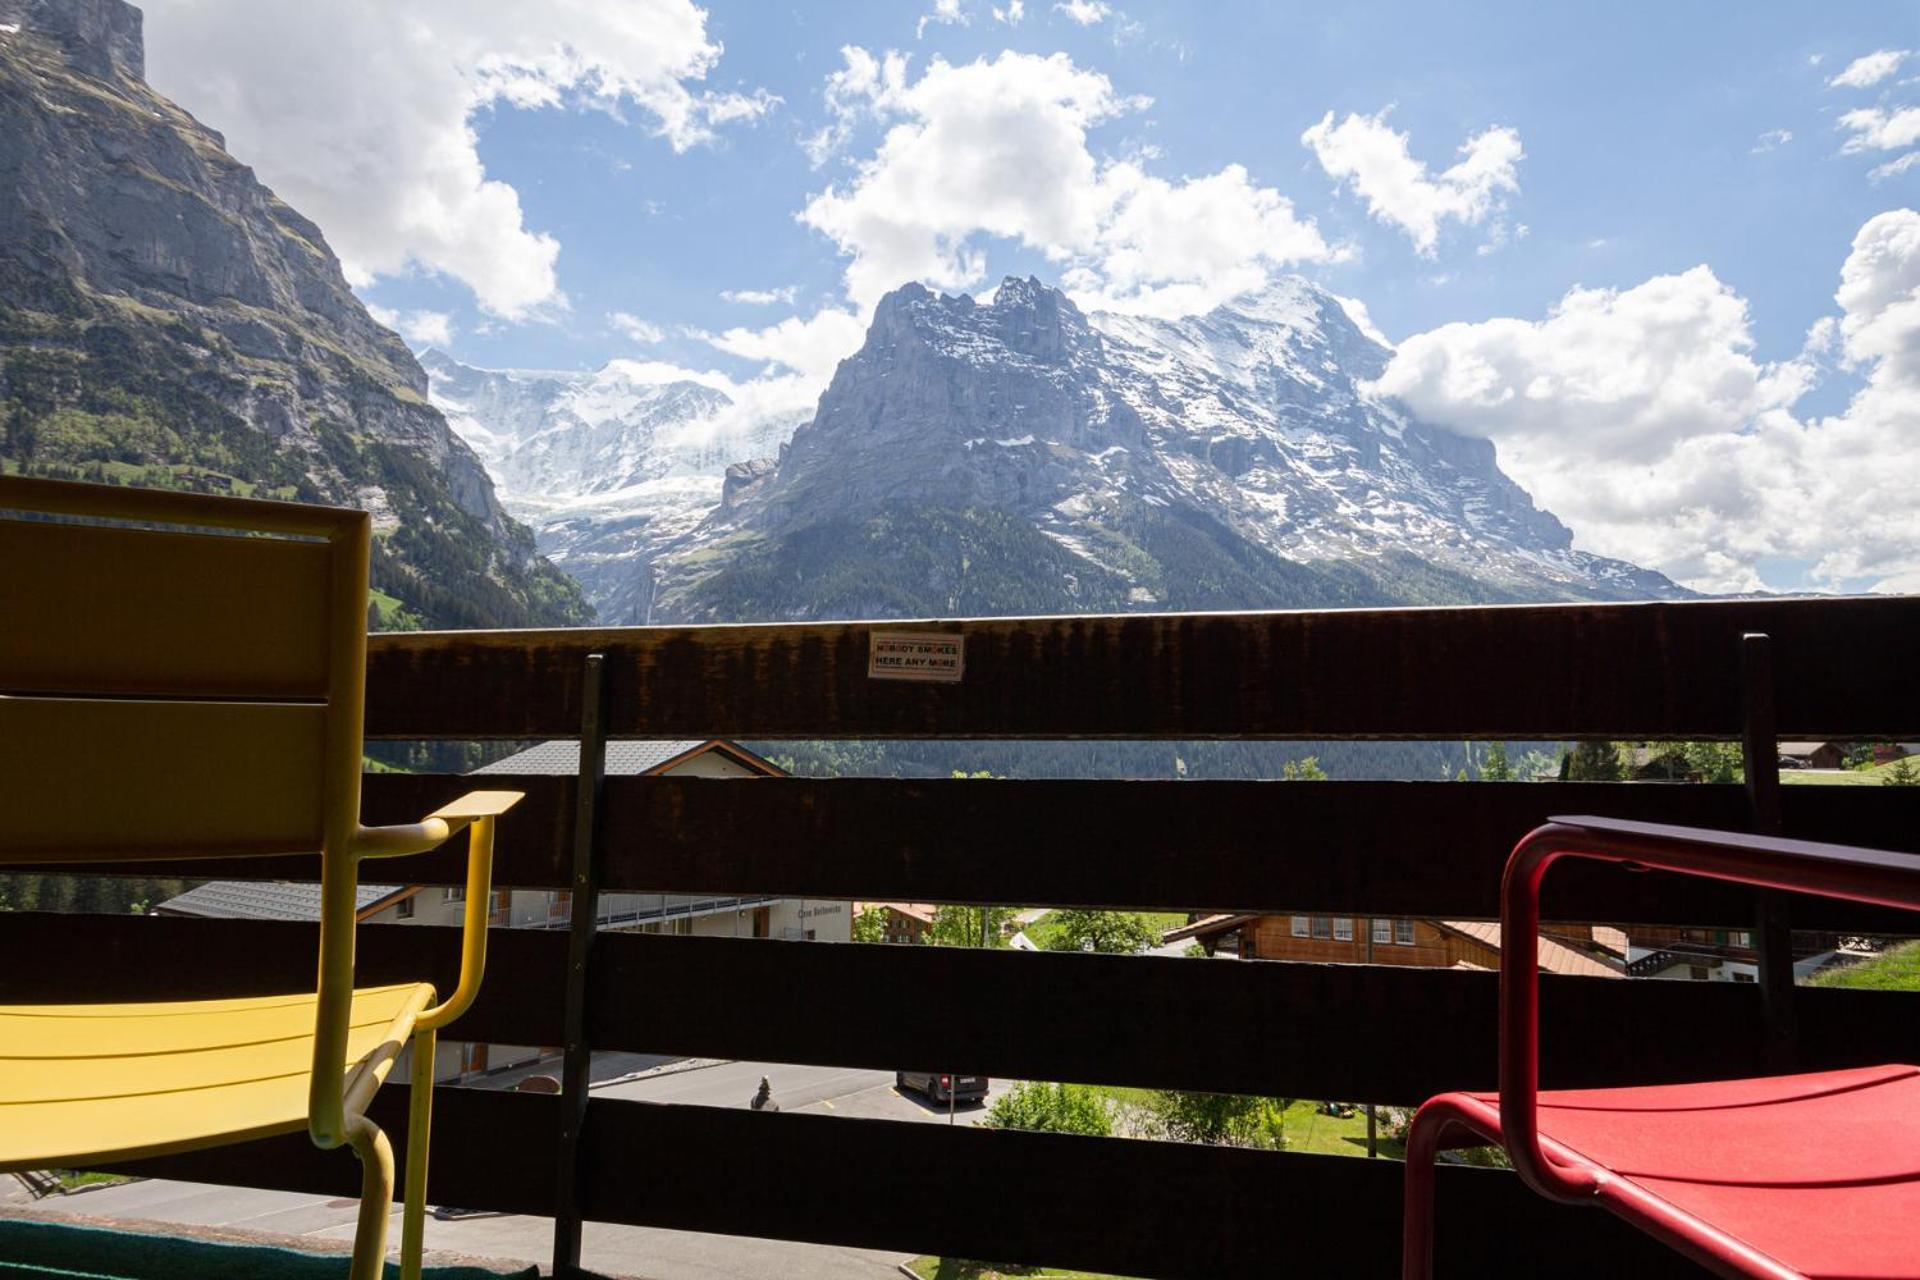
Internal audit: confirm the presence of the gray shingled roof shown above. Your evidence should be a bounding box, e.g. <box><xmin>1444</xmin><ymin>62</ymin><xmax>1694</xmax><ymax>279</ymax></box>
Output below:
<box><xmin>158</xmin><ymin>880</ymin><xmax>402</xmax><ymax>922</ymax></box>
<box><xmin>158</xmin><ymin>739</ymin><xmax>776</xmax><ymax>921</ymax></box>
<box><xmin>473</xmin><ymin>740</ymin><xmax>712</xmax><ymax>776</ymax></box>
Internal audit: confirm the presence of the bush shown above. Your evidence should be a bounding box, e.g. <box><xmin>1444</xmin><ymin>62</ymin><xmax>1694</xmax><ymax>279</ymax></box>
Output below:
<box><xmin>983</xmin><ymin>1082</ymin><xmax>1113</xmax><ymax>1137</ymax></box>
<box><xmin>1136</xmin><ymin>1090</ymin><xmax>1289</xmax><ymax>1149</ymax></box>
<box><xmin>1042</xmin><ymin>909</ymin><xmax>1160</xmax><ymax>954</ymax></box>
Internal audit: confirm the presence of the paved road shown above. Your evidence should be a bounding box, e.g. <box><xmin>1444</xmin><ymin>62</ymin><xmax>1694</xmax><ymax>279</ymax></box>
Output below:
<box><xmin>9</xmin><ymin>1060</ymin><xmax>1002</xmax><ymax>1280</ymax></box>
<box><xmin>602</xmin><ymin>1059</ymin><xmax>1002</xmax><ymax>1123</ymax></box>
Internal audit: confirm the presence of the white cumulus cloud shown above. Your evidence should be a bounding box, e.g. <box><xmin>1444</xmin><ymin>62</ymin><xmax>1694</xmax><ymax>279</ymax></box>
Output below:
<box><xmin>1828</xmin><ymin>48</ymin><xmax>1912</xmax><ymax>90</ymax></box>
<box><xmin>609</xmin><ymin>312</ymin><xmax>666</xmax><ymax>344</ymax></box>
<box><xmin>917</xmin><ymin>0</ymin><xmax>969</xmax><ymax>38</ymax></box>
<box><xmin>721</xmin><ymin>286</ymin><xmax>801</xmax><ymax>306</ymax></box>
<box><xmin>1302</xmin><ymin>108</ymin><xmax>1523</xmax><ymax>256</ymax></box>
<box><xmin>367</xmin><ymin>305</ymin><xmax>455</xmax><ymax>349</ymax></box>
<box><xmin>697</xmin><ymin>307</ymin><xmax>869</xmax><ymax>383</ymax></box>
<box><xmin>140</xmin><ymin>0</ymin><xmax>773</xmax><ymax>320</ymax></box>
<box><xmin>1752</xmin><ymin>128</ymin><xmax>1793</xmax><ymax>154</ymax></box>
<box><xmin>1059</xmin><ymin>0</ymin><xmax>1121</xmax><ymax>23</ymax></box>
<box><xmin>1873</xmin><ymin>152</ymin><xmax>1920</xmax><ymax>183</ymax></box>
<box><xmin>1055</xmin><ymin>0</ymin><xmax>1111</xmax><ymax>24</ymax></box>
<box><xmin>799</xmin><ymin>48</ymin><xmax>1328</xmax><ymax>315</ymax></box>
<box><xmin>1375</xmin><ymin>212</ymin><xmax>1920</xmax><ymax>594</ymax></box>
<box><xmin>1839</xmin><ymin>105</ymin><xmax>1920</xmax><ymax>154</ymax></box>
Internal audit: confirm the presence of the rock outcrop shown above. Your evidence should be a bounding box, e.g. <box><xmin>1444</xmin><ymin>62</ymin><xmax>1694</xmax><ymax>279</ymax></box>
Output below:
<box><xmin>0</xmin><ymin>0</ymin><xmax>590</xmax><ymax>630</ymax></box>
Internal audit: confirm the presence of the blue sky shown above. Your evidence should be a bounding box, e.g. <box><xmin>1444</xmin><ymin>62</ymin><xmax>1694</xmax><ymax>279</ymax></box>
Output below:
<box><xmin>348</xmin><ymin>1</ymin><xmax>1911</xmax><ymax>374</ymax></box>
<box><xmin>140</xmin><ymin>0</ymin><xmax>1920</xmax><ymax>593</ymax></box>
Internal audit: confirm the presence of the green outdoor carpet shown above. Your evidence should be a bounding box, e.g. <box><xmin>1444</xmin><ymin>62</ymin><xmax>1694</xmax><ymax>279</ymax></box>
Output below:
<box><xmin>0</xmin><ymin>1218</ymin><xmax>539</xmax><ymax>1279</ymax></box>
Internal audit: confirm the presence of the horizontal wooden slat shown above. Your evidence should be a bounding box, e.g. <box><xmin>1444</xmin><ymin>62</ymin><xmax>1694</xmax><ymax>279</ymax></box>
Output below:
<box><xmin>589</xmin><ymin>1101</ymin><xmax>1705</xmax><ymax>1280</ymax></box>
<box><xmin>594</xmin><ymin>776</ymin><xmax>1920</xmax><ymax>930</ymax></box>
<box><xmin>107</xmin><ymin>1089</ymin><xmax>1705</xmax><ymax>1280</ymax></box>
<box><xmin>364</xmin><ymin>596</ymin><xmax>1920</xmax><ymax>739</ymax></box>
<box><xmin>0</xmin><ymin>912</ymin><xmax>565</xmax><ymax>1049</ymax></box>
<box><xmin>591</xmin><ymin>933</ymin><xmax>1920</xmax><ymax>1104</ymax></box>
<box><xmin>63</xmin><ymin>775</ymin><xmax>1920</xmax><ymax>930</ymax></box>
<box><xmin>9</xmin><ymin>915</ymin><xmax>1915</xmax><ymax>1106</ymax></box>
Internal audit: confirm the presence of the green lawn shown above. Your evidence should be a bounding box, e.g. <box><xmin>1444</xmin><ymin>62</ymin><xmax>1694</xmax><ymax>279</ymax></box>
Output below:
<box><xmin>906</xmin><ymin>1259</ymin><xmax>1140</xmax><ymax>1279</ymax></box>
<box><xmin>52</xmin><ymin>1170</ymin><xmax>129</xmax><ymax>1191</ymax></box>
<box><xmin>1280</xmin><ymin>1100</ymin><xmax>1406</xmax><ymax>1158</ymax></box>
<box><xmin>1079</xmin><ymin>1089</ymin><xmax>1404</xmax><ymax>1158</ymax></box>
<box><xmin>1781</xmin><ymin>759</ymin><xmax>1917</xmax><ymax>786</ymax></box>
<box><xmin>1811</xmin><ymin>940</ymin><xmax>1920</xmax><ymax>991</ymax></box>
<box><xmin>1019</xmin><ymin>911</ymin><xmax>1189</xmax><ymax>951</ymax></box>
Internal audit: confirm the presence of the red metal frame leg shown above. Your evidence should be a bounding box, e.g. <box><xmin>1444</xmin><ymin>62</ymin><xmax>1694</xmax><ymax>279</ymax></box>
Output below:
<box><xmin>1402</xmin><ymin>1094</ymin><xmax>1502</xmax><ymax>1280</ymax></box>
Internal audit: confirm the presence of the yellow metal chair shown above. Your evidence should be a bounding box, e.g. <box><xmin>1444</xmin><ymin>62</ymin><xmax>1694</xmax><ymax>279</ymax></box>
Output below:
<box><xmin>0</xmin><ymin>476</ymin><xmax>521</xmax><ymax>1280</ymax></box>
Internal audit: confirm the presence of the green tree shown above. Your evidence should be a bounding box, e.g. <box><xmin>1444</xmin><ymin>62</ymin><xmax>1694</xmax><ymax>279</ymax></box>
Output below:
<box><xmin>983</xmin><ymin>1082</ymin><xmax>1113</xmax><ymax>1136</ymax></box>
<box><xmin>1477</xmin><ymin>741</ymin><xmax>1514</xmax><ymax>781</ymax></box>
<box><xmin>928</xmin><ymin>905</ymin><xmax>1018</xmax><ymax>947</ymax></box>
<box><xmin>1884</xmin><ymin>757</ymin><xmax>1920</xmax><ymax>786</ymax></box>
<box><xmin>1281</xmin><ymin>756</ymin><xmax>1328</xmax><ymax>781</ymax></box>
<box><xmin>1513</xmin><ymin>749</ymin><xmax>1558</xmax><ymax>781</ymax></box>
<box><xmin>1632</xmin><ymin>742</ymin><xmax>1692</xmax><ymax>781</ymax></box>
<box><xmin>1564</xmin><ymin>741</ymin><xmax>1626</xmax><ymax>781</ymax></box>
<box><xmin>851</xmin><ymin>906</ymin><xmax>890</xmax><ymax>943</ymax></box>
<box><xmin>1138</xmin><ymin>1090</ymin><xmax>1290</xmax><ymax>1149</ymax></box>
<box><xmin>1043</xmin><ymin>909</ymin><xmax>1161</xmax><ymax>955</ymax></box>
<box><xmin>1684</xmin><ymin>742</ymin><xmax>1743</xmax><ymax>783</ymax></box>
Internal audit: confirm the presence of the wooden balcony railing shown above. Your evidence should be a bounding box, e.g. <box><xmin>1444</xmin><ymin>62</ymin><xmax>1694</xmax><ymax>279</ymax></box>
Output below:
<box><xmin>4</xmin><ymin>596</ymin><xmax>1919</xmax><ymax>1278</ymax></box>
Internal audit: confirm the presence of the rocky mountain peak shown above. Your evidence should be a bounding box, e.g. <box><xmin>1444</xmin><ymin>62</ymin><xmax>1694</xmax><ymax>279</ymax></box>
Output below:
<box><xmin>0</xmin><ymin>0</ymin><xmax>143</xmax><ymax>81</ymax></box>
<box><xmin>983</xmin><ymin>274</ymin><xmax>1089</xmax><ymax>363</ymax></box>
<box><xmin>634</xmin><ymin>273</ymin><xmax>1682</xmax><ymax>621</ymax></box>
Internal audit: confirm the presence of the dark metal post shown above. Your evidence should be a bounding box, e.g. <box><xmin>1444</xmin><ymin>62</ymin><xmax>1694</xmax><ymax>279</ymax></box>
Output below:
<box><xmin>552</xmin><ymin>654</ymin><xmax>609</xmax><ymax>1277</ymax></box>
<box><xmin>1739</xmin><ymin>633</ymin><xmax>1796</xmax><ymax>1072</ymax></box>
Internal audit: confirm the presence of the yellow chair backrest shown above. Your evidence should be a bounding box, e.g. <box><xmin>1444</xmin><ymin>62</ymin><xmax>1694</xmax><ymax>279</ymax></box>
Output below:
<box><xmin>0</xmin><ymin>477</ymin><xmax>372</xmax><ymax>865</ymax></box>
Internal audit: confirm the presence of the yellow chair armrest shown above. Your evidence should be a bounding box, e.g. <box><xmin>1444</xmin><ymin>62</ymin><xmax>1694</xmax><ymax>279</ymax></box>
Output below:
<box><xmin>354</xmin><ymin>790</ymin><xmax>523</xmax><ymax>860</ymax></box>
<box><xmin>426</xmin><ymin>790</ymin><xmax>525</xmax><ymax>825</ymax></box>
<box><xmin>313</xmin><ymin>790</ymin><xmax>522</xmax><ymax>1147</ymax></box>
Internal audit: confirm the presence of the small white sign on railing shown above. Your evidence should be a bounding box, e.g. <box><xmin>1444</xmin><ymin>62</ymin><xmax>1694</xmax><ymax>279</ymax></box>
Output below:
<box><xmin>867</xmin><ymin>630</ymin><xmax>965</xmax><ymax>683</ymax></box>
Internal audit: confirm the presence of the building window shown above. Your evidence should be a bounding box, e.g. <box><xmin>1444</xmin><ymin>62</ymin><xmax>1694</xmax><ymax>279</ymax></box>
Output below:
<box><xmin>1311</xmin><ymin>916</ymin><xmax>1331</xmax><ymax>939</ymax></box>
<box><xmin>1733</xmin><ymin>971</ymin><xmax>1756</xmax><ymax>983</ymax></box>
<box><xmin>1372</xmin><ymin>918</ymin><xmax>1392</xmax><ymax>944</ymax></box>
<box><xmin>395</xmin><ymin>896</ymin><xmax>414</xmax><ymax>920</ymax></box>
<box><xmin>1729</xmin><ymin>930</ymin><xmax>1752</xmax><ymax>948</ymax></box>
<box><xmin>1394</xmin><ymin>919</ymin><xmax>1415</xmax><ymax>946</ymax></box>
<box><xmin>1333</xmin><ymin>917</ymin><xmax>1353</xmax><ymax>942</ymax></box>
<box><xmin>444</xmin><ymin>886</ymin><xmax>465</xmax><ymax>903</ymax></box>
<box><xmin>1291</xmin><ymin>915</ymin><xmax>1310</xmax><ymax>937</ymax></box>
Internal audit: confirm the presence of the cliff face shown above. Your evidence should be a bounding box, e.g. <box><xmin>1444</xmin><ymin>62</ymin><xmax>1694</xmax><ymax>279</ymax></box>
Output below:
<box><xmin>0</xmin><ymin>0</ymin><xmax>590</xmax><ymax>630</ymax></box>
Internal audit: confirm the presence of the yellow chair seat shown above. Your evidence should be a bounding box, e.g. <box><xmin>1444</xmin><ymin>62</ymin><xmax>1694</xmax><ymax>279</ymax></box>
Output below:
<box><xmin>0</xmin><ymin>982</ymin><xmax>433</xmax><ymax>1171</ymax></box>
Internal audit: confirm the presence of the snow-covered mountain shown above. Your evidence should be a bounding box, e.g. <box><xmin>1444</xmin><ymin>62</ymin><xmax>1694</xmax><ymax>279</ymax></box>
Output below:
<box><xmin>430</xmin><ymin>276</ymin><xmax>1682</xmax><ymax>625</ymax></box>
<box><xmin>646</xmin><ymin>276</ymin><xmax>1681</xmax><ymax>621</ymax></box>
<box><xmin>420</xmin><ymin>350</ymin><xmax>799</xmax><ymax>621</ymax></box>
